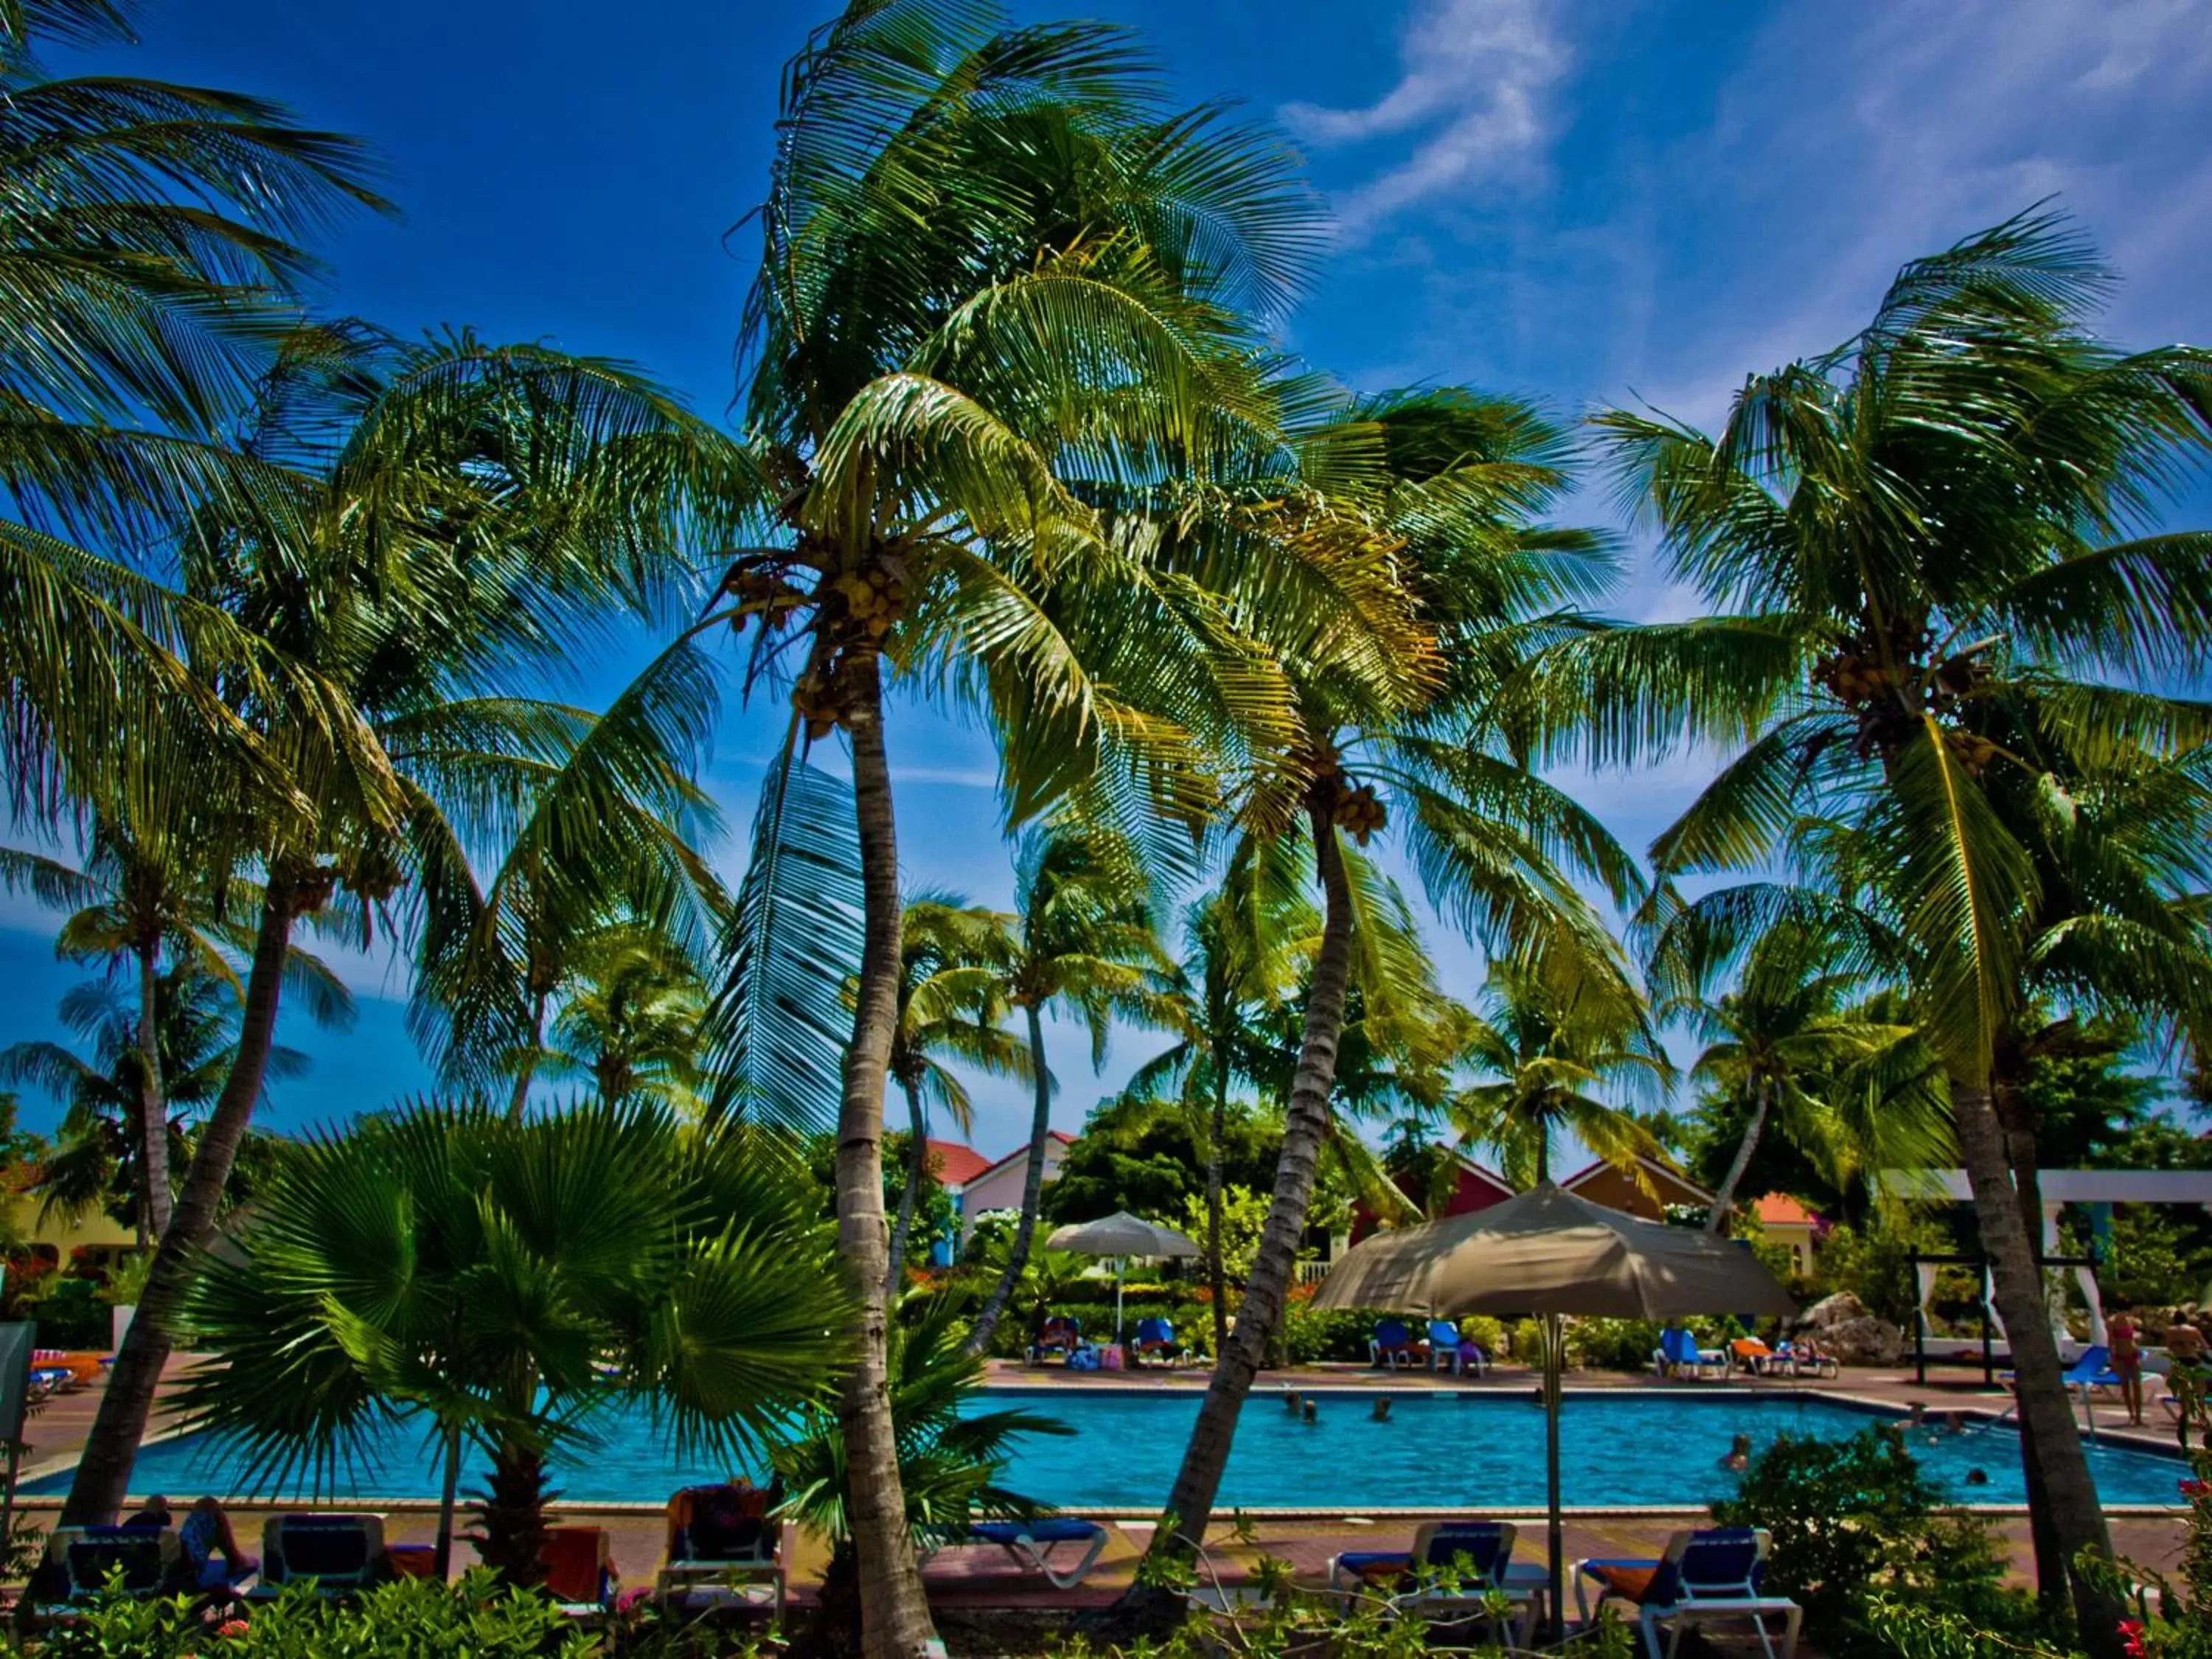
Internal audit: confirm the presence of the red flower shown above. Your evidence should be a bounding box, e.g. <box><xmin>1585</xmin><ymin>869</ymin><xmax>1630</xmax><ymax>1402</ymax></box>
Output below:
<box><xmin>2119</xmin><ymin>1618</ymin><xmax>2146</xmax><ymax>1658</ymax></box>
<box><xmin>216</xmin><ymin>1619</ymin><xmax>249</xmax><ymax>1638</ymax></box>
<box><xmin>2180</xmin><ymin>1478</ymin><xmax>2211</xmax><ymax>1498</ymax></box>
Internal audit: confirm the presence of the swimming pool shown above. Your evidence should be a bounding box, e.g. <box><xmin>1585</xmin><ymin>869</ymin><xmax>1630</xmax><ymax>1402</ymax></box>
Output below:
<box><xmin>27</xmin><ymin>1389</ymin><xmax>2188</xmax><ymax>1511</ymax></box>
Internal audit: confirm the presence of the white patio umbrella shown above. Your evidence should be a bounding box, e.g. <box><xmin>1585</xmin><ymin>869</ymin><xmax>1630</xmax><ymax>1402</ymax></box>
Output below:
<box><xmin>1313</xmin><ymin>1181</ymin><xmax>1798</xmax><ymax>1635</ymax></box>
<box><xmin>1044</xmin><ymin>1211</ymin><xmax>1201</xmax><ymax>1343</ymax></box>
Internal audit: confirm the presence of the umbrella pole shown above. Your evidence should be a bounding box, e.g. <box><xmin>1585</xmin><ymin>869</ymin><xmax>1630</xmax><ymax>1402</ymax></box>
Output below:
<box><xmin>1545</xmin><ymin>1310</ymin><xmax>1564</xmax><ymax>1642</ymax></box>
<box><xmin>1115</xmin><ymin>1258</ymin><xmax>1125</xmax><ymax>1347</ymax></box>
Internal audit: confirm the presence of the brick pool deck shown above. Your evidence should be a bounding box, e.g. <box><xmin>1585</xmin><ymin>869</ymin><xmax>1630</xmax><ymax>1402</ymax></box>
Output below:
<box><xmin>7</xmin><ymin>1352</ymin><xmax>2191</xmax><ymax>1610</ymax></box>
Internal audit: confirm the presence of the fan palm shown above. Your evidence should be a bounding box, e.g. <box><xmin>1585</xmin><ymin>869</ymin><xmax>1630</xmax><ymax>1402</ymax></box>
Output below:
<box><xmin>66</xmin><ymin>324</ymin><xmax>733</xmax><ymax>1527</ymax></box>
<box><xmin>173</xmin><ymin>1099</ymin><xmax>847</xmax><ymax>1583</ymax></box>
<box><xmin>1542</xmin><ymin>210</ymin><xmax>2212</xmax><ymax>1649</ymax></box>
<box><xmin>883</xmin><ymin>894</ymin><xmax>1028</xmax><ymax>1287</ymax></box>
<box><xmin>965</xmin><ymin>829</ymin><xmax>1173</xmax><ymax>1355</ymax></box>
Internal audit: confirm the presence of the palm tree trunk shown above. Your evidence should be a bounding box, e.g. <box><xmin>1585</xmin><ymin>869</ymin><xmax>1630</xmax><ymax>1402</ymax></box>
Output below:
<box><xmin>507</xmin><ymin>989</ymin><xmax>548</xmax><ymax>1120</ymax></box>
<box><xmin>965</xmin><ymin>1002</ymin><xmax>1051</xmax><ymax>1357</ymax></box>
<box><xmin>133</xmin><ymin>937</ymin><xmax>170</xmax><ymax>1243</ymax></box>
<box><xmin>434</xmin><ymin>1422</ymin><xmax>463</xmax><ymax>1581</ymax></box>
<box><xmin>835</xmin><ymin>655</ymin><xmax>936</xmax><ymax>1659</ymax></box>
<box><xmin>1993</xmin><ymin>1070</ymin><xmax>2067</xmax><ymax>1615</ymax></box>
<box><xmin>1206</xmin><ymin>1062</ymin><xmax>1229</xmax><ymax>1356</ymax></box>
<box><xmin>886</xmin><ymin>1080</ymin><xmax>928</xmax><ymax>1296</ymax></box>
<box><xmin>472</xmin><ymin>1436</ymin><xmax>552</xmax><ymax>1585</ymax></box>
<box><xmin>1124</xmin><ymin>804</ymin><xmax>1354</xmax><ymax>1624</ymax></box>
<box><xmin>61</xmin><ymin>872</ymin><xmax>299</xmax><ymax>1526</ymax></box>
<box><xmin>1705</xmin><ymin>1076</ymin><xmax>1769</xmax><ymax>1234</ymax></box>
<box><xmin>1952</xmin><ymin>1079</ymin><xmax>2123</xmax><ymax>1659</ymax></box>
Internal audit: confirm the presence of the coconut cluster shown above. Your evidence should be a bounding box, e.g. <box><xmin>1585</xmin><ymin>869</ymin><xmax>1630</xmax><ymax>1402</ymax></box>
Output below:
<box><xmin>1328</xmin><ymin>777</ymin><xmax>1387</xmax><ymax>845</ymax></box>
<box><xmin>788</xmin><ymin>552</ymin><xmax>911</xmax><ymax>740</ymax></box>
<box><xmin>1812</xmin><ymin>612</ymin><xmax>1998</xmax><ymax>766</ymax></box>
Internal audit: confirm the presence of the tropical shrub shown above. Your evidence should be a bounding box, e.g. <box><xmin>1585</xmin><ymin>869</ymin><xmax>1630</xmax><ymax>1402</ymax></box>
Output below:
<box><xmin>173</xmin><ymin>1102</ymin><xmax>846</xmax><ymax>1583</ymax></box>
<box><xmin>1568</xmin><ymin>1318</ymin><xmax>1667</xmax><ymax>1372</ymax></box>
<box><xmin>2082</xmin><ymin>1450</ymin><xmax>2212</xmax><ymax>1659</ymax></box>
<box><xmin>24</xmin><ymin>1573</ymin><xmax>592</xmax><ymax>1659</ymax></box>
<box><xmin>1713</xmin><ymin>1426</ymin><xmax>2034</xmax><ymax>1655</ymax></box>
<box><xmin>1279</xmin><ymin>1305</ymin><xmax>1388</xmax><ymax>1365</ymax></box>
<box><xmin>775</xmin><ymin>1295</ymin><xmax>1070</xmax><ymax>1652</ymax></box>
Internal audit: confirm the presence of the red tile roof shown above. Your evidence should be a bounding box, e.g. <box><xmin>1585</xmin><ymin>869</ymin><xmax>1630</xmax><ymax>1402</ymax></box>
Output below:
<box><xmin>1753</xmin><ymin>1193</ymin><xmax>1815</xmax><ymax>1225</ymax></box>
<box><xmin>925</xmin><ymin>1140</ymin><xmax>992</xmax><ymax>1187</ymax></box>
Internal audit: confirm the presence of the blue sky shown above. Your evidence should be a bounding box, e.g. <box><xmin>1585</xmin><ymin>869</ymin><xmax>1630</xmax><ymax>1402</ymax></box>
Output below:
<box><xmin>7</xmin><ymin>0</ymin><xmax>2212</xmax><ymax>1157</ymax></box>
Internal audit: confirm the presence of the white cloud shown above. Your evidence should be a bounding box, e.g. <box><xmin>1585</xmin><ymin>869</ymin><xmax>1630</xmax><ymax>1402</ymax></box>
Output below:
<box><xmin>1615</xmin><ymin>0</ymin><xmax>2212</xmax><ymax>432</ymax></box>
<box><xmin>1281</xmin><ymin>0</ymin><xmax>1568</xmax><ymax>243</ymax></box>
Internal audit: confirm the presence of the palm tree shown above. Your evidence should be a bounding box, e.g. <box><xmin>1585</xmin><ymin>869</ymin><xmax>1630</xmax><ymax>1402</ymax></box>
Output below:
<box><xmin>0</xmin><ymin>966</ymin><xmax>317</xmax><ymax>1242</ymax></box>
<box><xmin>722</xmin><ymin>7</ymin><xmax>1333</xmax><ymax>1638</ymax></box>
<box><xmin>0</xmin><ymin>0</ymin><xmax>392</xmax><ymax>838</ymax></box>
<box><xmin>173</xmin><ymin>1100</ymin><xmax>847</xmax><ymax>1582</ymax></box>
<box><xmin>1652</xmin><ymin>914</ymin><xmax>1940</xmax><ymax>1232</ymax></box>
<box><xmin>403</xmin><ymin>641</ymin><xmax>734</xmax><ymax>1119</ymax></box>
<box><xmin>1126</xmin><ymin>388</ymin><xmax>1644</xmax><ymax>1615</ymax></box>
<box><xmin>965</xmin><ymin>829</ymin><xmax>1173</xmax><ymax>1356</ymax></box>
<box><xmin>775</xmin><ymin>1295</ymin><xmax>1070</xmax><ymax>1655</ymax></box>
<box><xmin>1447</xmin><ymin>961</ymin><xmax>1670</xmax><ymax>1188</ymax></box>
<box><xmin>543</xmin><ymin>922</ymin><xmax>714</xmax><ymax>1110</ymax></box>
<box><xmin>65</xmin><ymin>325</ymin><xmax>731</xmax><ymax>1528</ymax></box>
<box><xmin>883</xmin><ymin>894</ymin><xmax>1028</xmax><ymax>1287</ymax></box>
<box><xmin>1549</xmin><ymin>211</ymin><xmax>2212</xmax><ymax>1651</ymax></box>
<box><xmin>1118</xmin><ymin>863</ymin><xmax>1314</xmax><ymax>1351</ymax></box>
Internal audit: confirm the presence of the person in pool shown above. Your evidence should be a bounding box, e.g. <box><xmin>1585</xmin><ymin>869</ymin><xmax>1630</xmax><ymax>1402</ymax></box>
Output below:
<box><xmin>1720</xmin><ymin>1433</ymin><xmax>1753</xmax><ymax>1472</ymax></box>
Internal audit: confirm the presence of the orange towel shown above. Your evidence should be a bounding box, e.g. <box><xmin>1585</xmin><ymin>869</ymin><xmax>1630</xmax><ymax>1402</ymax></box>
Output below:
<box><xmin>1589</xmin><ymin>1565</ymin><xmax>1660</xmax><ymax>1604</ymax></box>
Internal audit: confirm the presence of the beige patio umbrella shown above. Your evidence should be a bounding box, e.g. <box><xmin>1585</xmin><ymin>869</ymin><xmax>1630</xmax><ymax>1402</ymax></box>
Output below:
<box><xmin>1045</xmin><ymin>1211</ymin><xmax>1201</xmax><ymax>1343</ymax></box>
<box><xmin>1313</xmin><ymin>1181</ymin><xmax>1798</xmax><ymax>1634</ymax></box>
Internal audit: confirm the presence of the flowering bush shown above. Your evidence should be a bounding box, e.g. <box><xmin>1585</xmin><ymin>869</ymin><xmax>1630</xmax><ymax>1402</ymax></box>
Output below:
<box><xmin>2087</xmin><ymin>1452</ymin><xmax>2212</xmax><ymax>1659</ymax></box>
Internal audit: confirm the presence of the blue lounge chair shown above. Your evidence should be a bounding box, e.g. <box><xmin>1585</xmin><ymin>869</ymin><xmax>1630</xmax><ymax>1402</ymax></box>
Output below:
<box><xmin>961</xmin><ymin>1519</ymin><xmax>1110</xmax><ymax>1589</ymax></box>
<box><xmin>35</xmin><ymin>1526</ymin><xmax>183</xmax><ymax>1609</ymax></box>
<box><xmin>1576</xmin><ymin>1526</ymin><xmax>1801</xmax><ymax>1659</ymax></box>
<box><xmin>1427</xmin><ymin>1320</ymin><xmax>1487</xmax><ymax>1377</ymax></box>
<box><xmin>1131</xmin><ymin>1317</ymin><xmax>1189</xmax><ymax>1368</ymax></box>
<box><xmin>1370</xmin><ymin>1318</ymin><xmax>1418</xmax><ymax>1369</ymax></box>
<box><xmin>1653</xmin><ymin>1327</ymin><xmax>1727</xmax><ymax>1380</ymax></box>
<box><xmin>1328</xmin><ymin>1520</ymin><xmax>1540</xmax><ymax>1644</ymax></box>
<box><xmin>253</xmin><ymin>1513</ymin><xmax>389</xmax><ymax>1597</ymax></box>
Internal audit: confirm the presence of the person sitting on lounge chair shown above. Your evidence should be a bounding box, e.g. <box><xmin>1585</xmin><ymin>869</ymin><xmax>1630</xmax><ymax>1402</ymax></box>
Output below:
<box><xmin>125</xmin><ymin>1496</ymin><xmax>258</xmax><ymax>1590</ymax></box>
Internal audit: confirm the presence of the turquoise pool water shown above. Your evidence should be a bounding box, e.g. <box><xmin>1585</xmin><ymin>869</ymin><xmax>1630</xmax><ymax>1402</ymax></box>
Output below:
<box><xmin>27</xmin><ymin>1389</ymin><xmax>2188</xmax><ymax>1509</ymax></box>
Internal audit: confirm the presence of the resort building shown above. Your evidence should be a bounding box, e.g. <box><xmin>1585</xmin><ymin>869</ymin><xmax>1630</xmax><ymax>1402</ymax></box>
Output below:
<box><xmin>956</xmin><ymin>1130</ymin><xmax>1076</xmax><ymax>1241</ymax></box>
<box><xmin>921</xmin><ymin>1140</ymin><xmax>995</xmax><ymax>1266</ymax></box>
<box><xmin>1750</xmin><ymin>1192</ymin><xmax>1820</xmax><ymax>1274</ymax></box>
<box><xmin>1349</xmin><ymin>1150</ymin><xmax>1515</xmax><ymax>1242</ymax></box>
<box><xmin>1558</xmin><ymin>1153</ymin><xmax>1717</xmax><ymax>1223</ymax></box>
